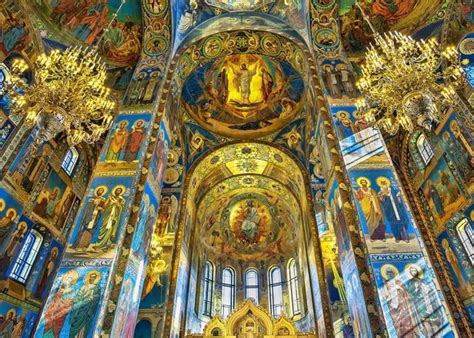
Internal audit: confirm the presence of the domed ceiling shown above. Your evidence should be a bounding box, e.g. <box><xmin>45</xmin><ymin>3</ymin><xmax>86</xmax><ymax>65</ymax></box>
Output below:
<box><xmin>339</xmin><ymin>0</ymin><xmax>463</xmax><ymax>55</ymax></box>
<box><xmin>28</xmin><ymin>0</ymin><xmax>143</xmax><ymax>67</ymax></box>
<box><xmin>176</xmin><ymin>30</ymin><xmax>308</xmax><ymax>139</ymax></box>
<box><xmin>196</xmin><ymin>176</ymin><xmax>300</xmax><ymax>261</ymax></box>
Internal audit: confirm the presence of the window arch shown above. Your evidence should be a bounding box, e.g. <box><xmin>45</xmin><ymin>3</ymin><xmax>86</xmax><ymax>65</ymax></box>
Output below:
<box><xmin>10</xmin><ymin>230</ymin><xmax>43</xmax><ymax>283</ymax></box>
<box><xmin>268</xmin><ymin>266</ymin><xmax>284</xmax><ymax>317</ymax></box>
<box><xmin>245</xmin><ymin>268</ymin><xmax>259</xmax><ymax>304</ymax></box>
<box><xmin>221</xmin><ymin>267</ymin><xmax>235</xmax><ymax>318</ymax></box>
<box><xmin>416</xmin><ymin>133</ymin><xmax>434</xmax><ymax>165</ymax></box>
<box><xmin>456</xmin><ymin>217</ymin><xmax>474</xmax><ymax>264</ymax></box>
<box><xmin>287</xmin><ymin>259</ymin><xmax>301</xmax><ymax>316</ymax></box>
<box><xmin>202</xmin><ymin>261</ymin><xmax>214</xmax><ymax>317</ymax></box>
<box><xmin>61</xmin><ymin>147</ymin><xmax>79</xmax><ymax>176</ymax></box>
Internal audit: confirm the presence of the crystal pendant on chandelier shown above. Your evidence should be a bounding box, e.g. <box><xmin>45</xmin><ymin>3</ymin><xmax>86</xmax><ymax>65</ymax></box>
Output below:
<box><xmin>4</xmin><ymin>46</ymin><xmax>116</xmax><ymax>148</ymax></box>
<box><xmin>355</xmin><ymin>31</ymin><xmax>465</xmax><ymax>135</ymax></box>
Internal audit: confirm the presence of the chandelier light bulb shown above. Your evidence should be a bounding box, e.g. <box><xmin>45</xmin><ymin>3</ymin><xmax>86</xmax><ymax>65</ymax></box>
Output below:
<box><xmin>5</xmin><ymin>46</ymin><xmax>117</xmax><ymax>147</ymax></box>
<box><xmin>356</xmin><ymin>31</ymin><xmax>465</xmax><ymax>135</ymax></box>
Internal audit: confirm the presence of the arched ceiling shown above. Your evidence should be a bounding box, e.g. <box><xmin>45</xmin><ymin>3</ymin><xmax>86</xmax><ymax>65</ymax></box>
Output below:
<box><xmin>172</xmin><ymin>1</ymin><xmax>310</xmax><ymax>51</ymax></box>
<box><xmin>28</xmin><ymin>0</ymin><xmax>143</xmax><ymax>67</ymax></box>
<box><xmin>186</xmin><ymin>142</ymin><xmax>309</xmax><ymax>263</ymax></box>
<box><xmin>196</xmin><ymin>175</ymin><xmax>301</xmax><ymax>261</ymax></box>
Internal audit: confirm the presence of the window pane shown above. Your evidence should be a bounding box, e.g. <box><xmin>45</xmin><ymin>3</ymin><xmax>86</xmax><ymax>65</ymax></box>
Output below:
<box><xmin>245</xmin><ymin>269</ymin><xmax>259</xmax><ymax>304</ymax></box>
<box><xmin>269</xmin><ymin>267</ymin><xmax>284</xmax><ymax>317</ymax></box>
<box><xmin>203</xmin><ymin>261</ymin><xmax>214</xmax><ymax>316</ymax></box>
<box><xmin>221</xmin><ymin>268</ymin><xmax>235</xmax><ymax>318</ymax></box>
<box><xmin>457</xmin><ymin>218</ymin><xmax>474</xmax><ymax>264</ymax></box>
<box><xmin>416</xmin><ymin>134</ymin><xmax>433</xmax><ymax>165</ymax></box>
<box><xmin>10</xmin><ymin>230</ymin><xmax>43</xmax><ymax>283</ymax></box>
<box><xmin>61</xmin><ymin>147</ymin><xmax>79</xmax><ymax>176</ymax></box>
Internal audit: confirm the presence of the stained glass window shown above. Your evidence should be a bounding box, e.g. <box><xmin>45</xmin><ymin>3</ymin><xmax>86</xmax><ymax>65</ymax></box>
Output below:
<box><xmin>416</xmin><ymin>133</ymin><xmax>434</xmax><ymax>165</ymax></box>
<box><xmin>456</xmin><ymin>218</ymin><xmax>474</xmax><ymax>264</ymax></box>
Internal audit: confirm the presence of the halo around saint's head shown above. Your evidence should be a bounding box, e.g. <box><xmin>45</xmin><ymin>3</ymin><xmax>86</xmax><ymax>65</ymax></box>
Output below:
<box><xmin>380</xmin><ymin>264</ymin><xmax>399</xmax><ymax>281</ymax></box>
<box><xmin>112</xmin><ymin>185</ymin><xmax>126</xmax><ymax>196</ymax></box>
<box><xmin>376</xmin><ymin>176</ymin><xmax>391</xmax><ymax>188</ymax></box>
<box><xmin>336</xmin><ymin>110</ymin><xmax>350</xmax><ymax>120</ymax></box>
<box><xmin>94</xmin><ymin>186</ymin><xmax>108</xmax><ymax>196</ymax></box>
<box><xmin>85</xmin><ymin>270</ymin><xmax>101</xmax><ymax>284</ymax></box>
<box><xmin>6</xmin><ymin>208</ymin><xmax>17</xmax><ymax>219</ymax></box>
<box><xmin>62</xmin><ymin>270</ymin><xmax>79</xmax><ymax>283</ymax></box>
<box><xmin>0</xmin><ymin>199</ymin><xmax>5</xmax><ymax>212</ymax></box>
<box><xmin>356</xmin><ymin>176</ymin><xmax>371</xmax><ymax>187</ymax></box>
<box><xmin>405</xmin><ymin>263</ymin><xmax>424</xmax><ymax>279</ymax></box>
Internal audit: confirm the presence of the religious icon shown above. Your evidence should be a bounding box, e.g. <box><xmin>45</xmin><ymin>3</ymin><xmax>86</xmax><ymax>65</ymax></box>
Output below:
<box><xmin>93</xmin><ymin>185</ymin><xmax>126</xmax><ymax>251</ymax></box>
<box><xmin>33</xmin><ymin>171</ymin><xmax>68</xmax><ymax>226</ymax></box>
<box><xmin>0</xmin><ymin>220</ymin><xmax>27</xmax><ymax>274</ymax></box>
<box><xmin>231</xmin><ymin>63</ymin><xmax>258</xmax><ymax>105</ymax></box>
<box><xmin>106</xmin><ymin>120</ymin><xmax>129</xmax><ymax>161</ymax></box>
<box><xmin>335</xmin><ymin>110</ymin><xmax>354</xmax><ymax>139</ymax></box>
<box><xmin>0</xmin><ymin>207</ymin><xmax>17</xmax><ymax>249</ymax></box>
<box><xmin>124</xmin><ymin>120</ymin><xmax>145</xmax><ymax>162</ymax></box>
<box><xmin>34</xmin><ymin>247</ymin><xmax>59</xmax><ymax>299</ymax></box>
<box><xmin>405</xmin><ymin>264</ymin><xmax>445</xmax><ymax>336</ymax></box>
<box><xmin>0</xmin><ymin>308</ymin><xmax>21</xmax><ymax>337</ymax></box>
<box><xmin>355</xmin><ymin>177</ymin><xmax>386</xmax><ymax>240</ymax></box>
<box><xmin>68</xmin><ymin>270</ymin><xmax>102</xmax><ymax>337</ymax></box>
<box><xmin>41</xmin><ymin>270</ymin><xmax>79</xmax><ymax>337</ymax></box>
<box><xmin>15</xmin><ymin>143</ymin><xmax>52</xmax><ymax>193</ymax></box>
<box><xmin>441</xmin><ymin>239</ymin><xmax>471</xmax><ymax>294</ymax></box>
<box><xmin>380</xmin><ymin>264</ymin><xmax>421</xmax><ymax>337</ymax></box>
<box><xmin>73</xmin><ymin>186</ymin><xmax>108</xmax><ymax>250</ymax></box>
<box><xmin>376</xmin><ymin>177</ymin><xmax>410</xmax><ymax>242</ymax></box>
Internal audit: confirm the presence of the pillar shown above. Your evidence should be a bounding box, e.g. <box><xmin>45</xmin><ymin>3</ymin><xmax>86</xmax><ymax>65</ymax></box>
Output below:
<box><xmin>33</xmin><ymin>1</ymin><xmax>173</xmax><ymax>336</ymax></box>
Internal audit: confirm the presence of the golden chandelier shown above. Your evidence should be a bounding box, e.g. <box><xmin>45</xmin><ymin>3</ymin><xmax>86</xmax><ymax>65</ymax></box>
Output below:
<box><xmin>8</xmin><ymin>47</ymin><xmax>116</xmax><ymax>146</ymax></box>
<box><xmin>356</xmin><ymin>32</ymin><xmax>464</xmax><ymax>135</ymax></box>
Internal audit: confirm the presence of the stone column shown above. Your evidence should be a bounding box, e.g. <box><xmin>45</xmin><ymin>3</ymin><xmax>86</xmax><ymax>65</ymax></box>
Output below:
<box><xmin>33</xmin><ymin>1</ymin><xmax>173</xmax><ymax>337</ymax></box>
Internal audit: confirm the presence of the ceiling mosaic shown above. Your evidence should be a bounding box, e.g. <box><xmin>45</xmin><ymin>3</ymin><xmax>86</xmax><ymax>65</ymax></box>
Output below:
<box><xmin>196</xmin><ymin>176</ymin><xmax>301</xmax><ymax>261</ymax></box>
<box><xmin>338</xmin><ymin>0</ymin><xmax>452</xmax><ymax>54</ymax></box>
<box><xmin>172</xmin><ymin>0</ymin><xmax>308</xmax><ymax>50</ymax></box>
<box><xmin>176</xmin><ymin>30</ymin><xmax>308</xmax><ymax>139</ymax></box>
<box><xmin>187</xmin><ymin>142</ymin><xmax>305</xmax><ymax>203</ymax></box>
<box><xmin>182</xmin><ymin>53</ymin><xmax>305</xmax><ymax>138</ymax></box>
<box><xmin>28</xmin><ymin>0</ymin><xmax>143</xmax><ymax>66</ymax></box>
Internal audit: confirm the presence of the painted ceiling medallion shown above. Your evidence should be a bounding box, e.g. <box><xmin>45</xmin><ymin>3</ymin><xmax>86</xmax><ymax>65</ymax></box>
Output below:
<box><xmin>205</xmin><ymin>0</ymin><xmax>275</xmax><ymax>12</ymax></box>
<box><xmin>182</xmin><ymin>53</ymin><xmax>304</xmax><ymax>138</ymax></box>
<box><xmin>227</xmin><ymin>198</ymin><xmax>271</xmax><ymax>245</ymax></box>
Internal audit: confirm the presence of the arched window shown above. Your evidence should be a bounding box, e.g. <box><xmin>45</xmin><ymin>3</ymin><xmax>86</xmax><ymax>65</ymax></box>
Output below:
<box><xmin>203</xmin><ymin>261</ymin><xmax>214</xmax><ymax>317</ymax></box>
<box><xmin>416</xmin><ymin>134</ymin><xmax>434</xmax><ymax>165</ymax></box>
<box><xmin>245</xmin><ymin>269</ymin><xmax>259</xmax><ymax>304</ymax></box>
<box><xmin>221</xmin><ymin>267</ymin><xmax>235</xmax><ymax>318</ymax></box>
<box><xmin>268</xmin><ymin>266</ymin><xmax>284</xmax><ymax>317</ymax></box>
<box><xmin>9</xmin><ymin>230</ymin><xmax>43</xmax><ymax>283</ymax></box>
<box><xmin>288</xmin><ymin>259</ymin><xmax>301</xmax><ymax>316</ymax></box>
<box><xmin>456</xmin><ymin>217</ymin><xmax>474</xmax><ymax>264</ymax></box>
<box><xmin>61</xmin><ymin>147</ymin><xmax>79</xmax><ymax>176</ymax></box>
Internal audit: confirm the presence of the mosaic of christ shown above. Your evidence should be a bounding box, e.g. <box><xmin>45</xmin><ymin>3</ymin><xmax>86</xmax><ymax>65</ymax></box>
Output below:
<box><xmin>182</xmin><ymin>54</ymin><xmax>305</xmax><ymax>138</ymax></box>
